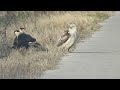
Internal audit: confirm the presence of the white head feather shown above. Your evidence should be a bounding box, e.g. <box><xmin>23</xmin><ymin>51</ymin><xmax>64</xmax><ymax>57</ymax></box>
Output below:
<box><xmin>14</xmin><ymin>30</ymin><xmax>23</xmax><ymax>37</ymax></box>
<box><xmin>68</xmin><ymin>24</ymin><xmax>77</xmax><ymax>35</ymax></box>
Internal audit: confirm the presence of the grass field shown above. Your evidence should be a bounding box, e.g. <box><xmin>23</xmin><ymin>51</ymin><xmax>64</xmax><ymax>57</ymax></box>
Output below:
<box><xmin>0</xmin><ymin>11</ymin><xmax>115</xmax><ymax>79</ymax></box>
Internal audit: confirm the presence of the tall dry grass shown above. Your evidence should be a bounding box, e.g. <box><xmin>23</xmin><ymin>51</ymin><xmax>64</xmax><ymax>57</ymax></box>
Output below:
<box><xmin>0</xmin><ymin>11</ymin><xmax>115</xmax><ymax>79</ymax></box>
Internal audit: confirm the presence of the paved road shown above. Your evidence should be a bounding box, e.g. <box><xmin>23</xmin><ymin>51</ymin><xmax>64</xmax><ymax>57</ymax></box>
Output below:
<box><xmin>40</xmin><ymin>12</ymin><xmax>120</xmax><ymax>79</ymax></box>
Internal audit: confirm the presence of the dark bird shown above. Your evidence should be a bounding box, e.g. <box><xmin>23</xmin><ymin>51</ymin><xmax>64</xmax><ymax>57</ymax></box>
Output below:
<box><xmin>12</xmin><ymin>28</ymin><xmax>48</xmax><ymax>51</ymax></box>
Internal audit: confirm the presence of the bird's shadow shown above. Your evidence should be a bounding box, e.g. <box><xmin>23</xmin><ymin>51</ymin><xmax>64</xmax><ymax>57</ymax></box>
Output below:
<box><xmin>70</xmin><ymin>51</ymin><xmax>111</xmax><ymax>54</ymax></box>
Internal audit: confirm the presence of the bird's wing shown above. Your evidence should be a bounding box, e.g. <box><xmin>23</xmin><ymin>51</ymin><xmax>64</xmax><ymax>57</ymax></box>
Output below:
<box><xmin>26</xmin><ymin>34</ymin><xmax>36</xmax><ymax>42</ymax></box>
<box><xmin>18</xmin><ymin>34</ymin><xmax>36</xmax><ymax>43</ymax></box>
<box><xmin>57</xmin><ymin>31</ymin><xmax>70</xmax><ymax>47</ymax></box>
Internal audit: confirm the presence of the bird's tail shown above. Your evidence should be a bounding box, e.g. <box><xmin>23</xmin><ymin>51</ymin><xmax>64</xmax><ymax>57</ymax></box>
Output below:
<box><xmin>28</xmin><ymin>42</ymin><xmax>48</xmax><ymax>52</ymax></box>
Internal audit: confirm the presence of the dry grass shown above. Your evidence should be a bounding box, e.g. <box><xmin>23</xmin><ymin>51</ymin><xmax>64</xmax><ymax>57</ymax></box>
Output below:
<box><xmin>0</xmin><ymin>11</ymin><xmax>115</xmax><ymax>79</ymax></box>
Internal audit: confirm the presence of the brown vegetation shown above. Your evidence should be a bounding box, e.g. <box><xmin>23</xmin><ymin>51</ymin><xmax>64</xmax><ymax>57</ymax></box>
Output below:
<box><xmin>0</xmin><ymin>11</ymin><xmax>115</xmax><ymax>79</ymax></box>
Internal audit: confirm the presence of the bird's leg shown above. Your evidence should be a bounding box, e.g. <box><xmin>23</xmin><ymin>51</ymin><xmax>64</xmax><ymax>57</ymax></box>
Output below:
<box><xmin>68</xmin><ymin>47</ymin><xmax>72</xmax><ymax>53</ymax></box>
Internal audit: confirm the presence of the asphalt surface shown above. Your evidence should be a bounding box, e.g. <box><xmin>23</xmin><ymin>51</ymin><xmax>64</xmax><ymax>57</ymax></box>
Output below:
<box><xmin>40</xmin><ymin>12</ymin><xmax>120</xmax><ymax>79</ymax></box>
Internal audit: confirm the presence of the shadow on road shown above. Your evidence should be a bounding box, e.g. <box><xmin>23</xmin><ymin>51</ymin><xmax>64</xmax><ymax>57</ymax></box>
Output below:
<box><xmin>70</xmin><ymin>51</ymin><xmax>111</xmax><ymax>54</ymax></box>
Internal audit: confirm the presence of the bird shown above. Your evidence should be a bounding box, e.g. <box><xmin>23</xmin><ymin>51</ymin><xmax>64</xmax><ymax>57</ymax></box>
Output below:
<box><xmin>12</xmin><ymin>28</ymin><xmax>47</xmax><ymax>51</ymax></box>
<box><xmin>57</xmin><ymin>24</ymin><xmax>77</xmax><ymax>52</ymax></box>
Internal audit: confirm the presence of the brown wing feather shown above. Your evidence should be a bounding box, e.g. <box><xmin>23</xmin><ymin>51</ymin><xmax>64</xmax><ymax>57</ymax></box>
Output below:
<box><xmin>57</xmin><ymin>31</ymin><xmax>70</xmax><ymax>47</ymax></box>
<box><xmin>29</xmin><ymin>38</ymin><xmax>36</xmax><ymax>42</ymax></box>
